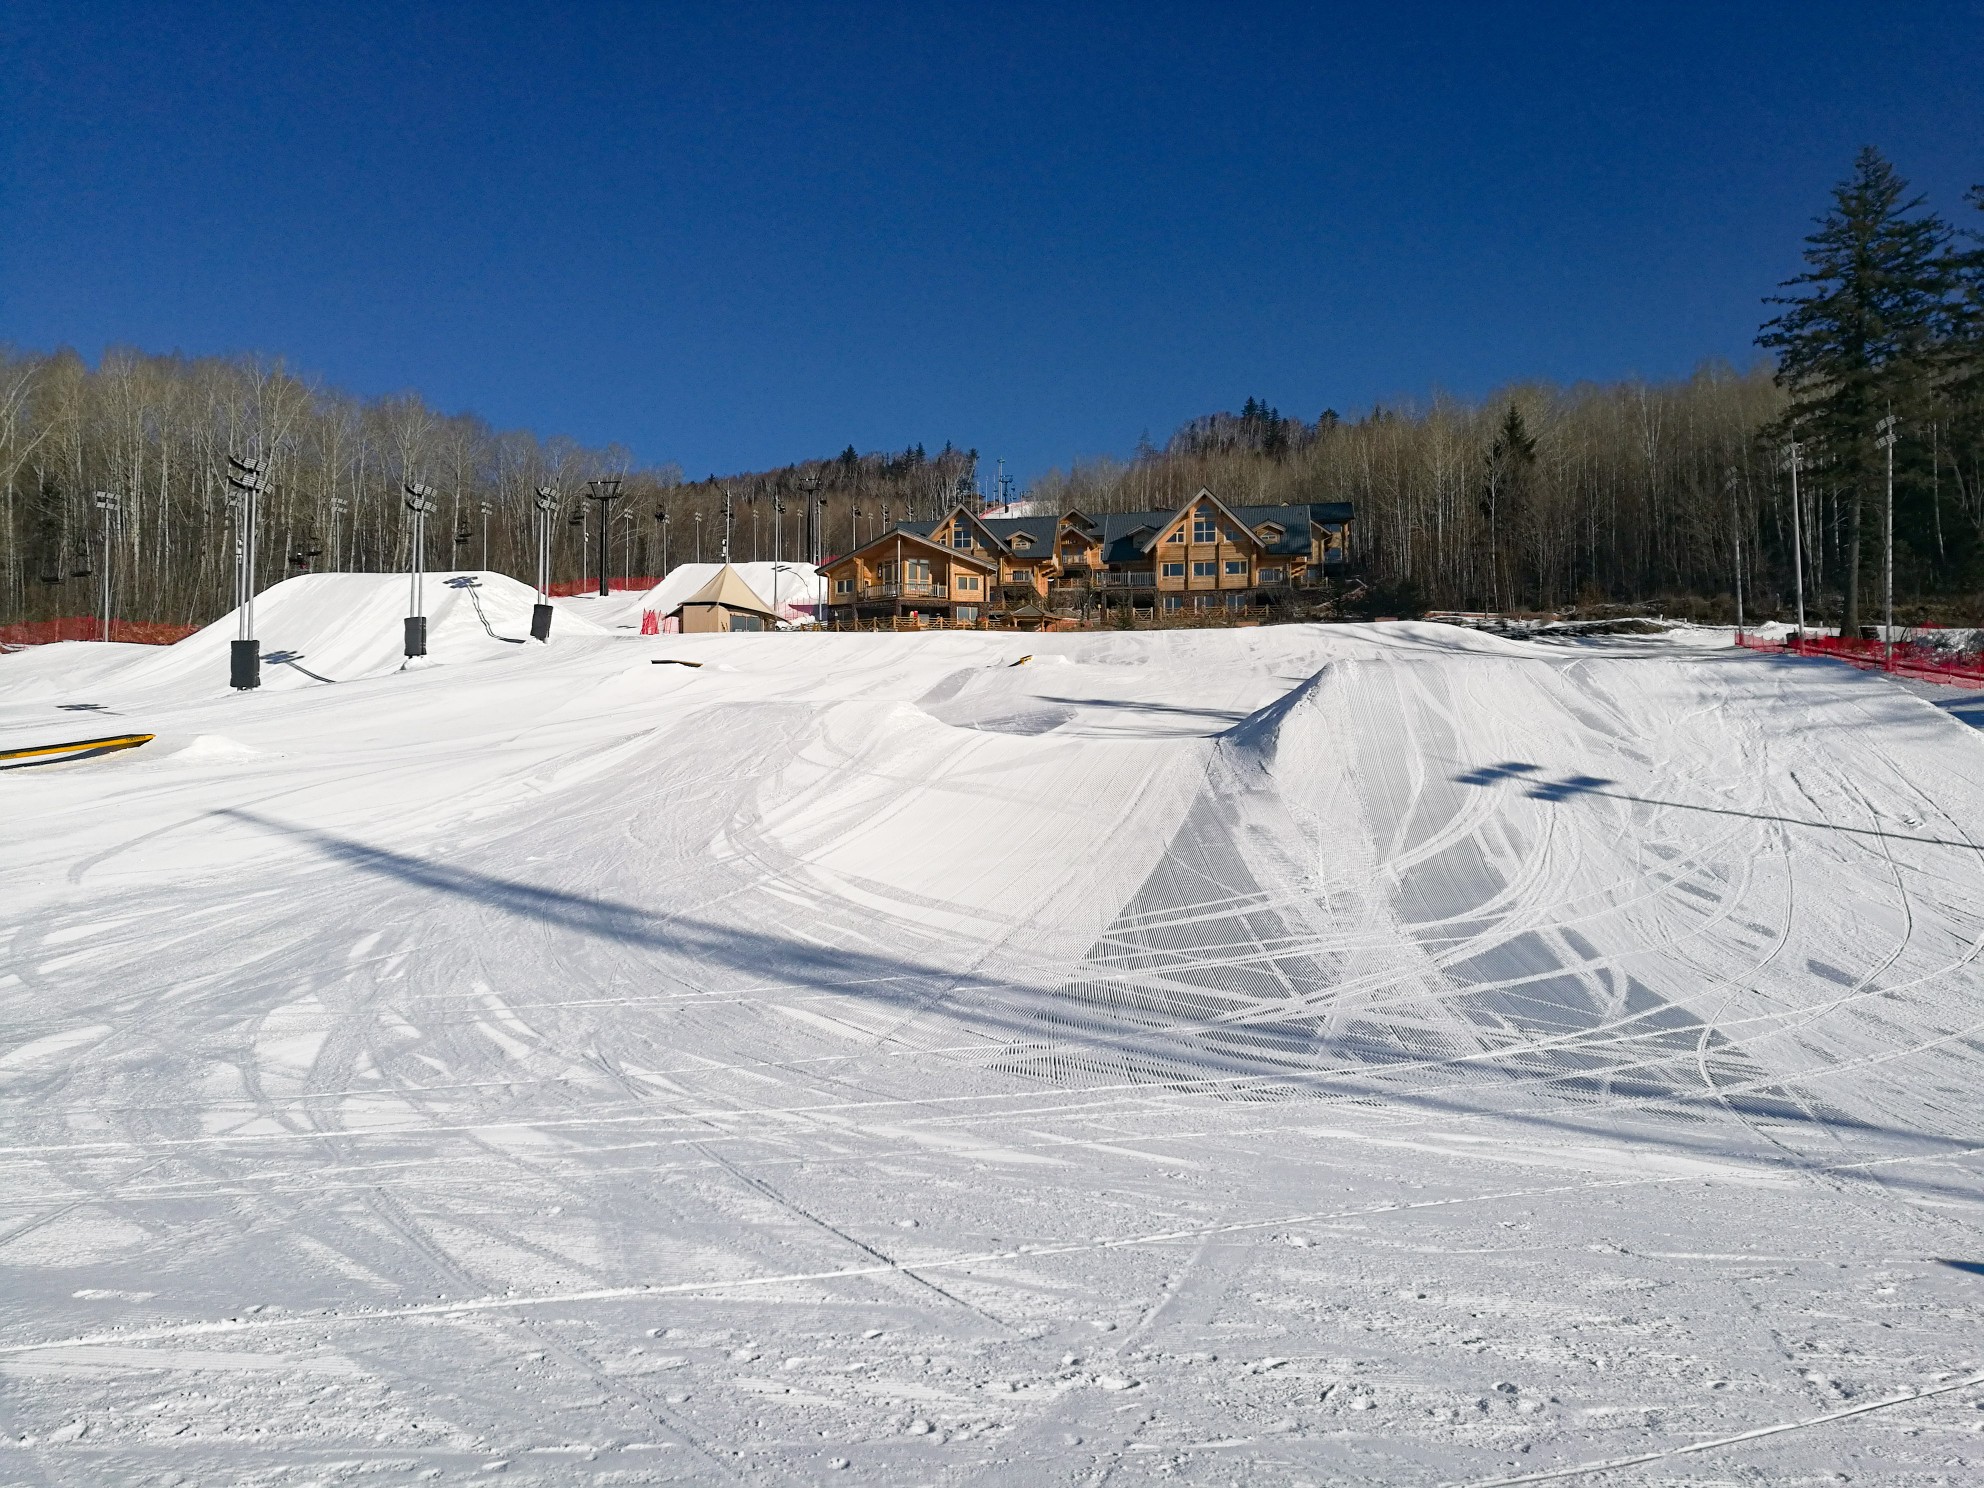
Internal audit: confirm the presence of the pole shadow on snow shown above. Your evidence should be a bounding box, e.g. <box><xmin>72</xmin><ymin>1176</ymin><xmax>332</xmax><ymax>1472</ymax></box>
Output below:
<box><xmin>1455</xmin><ymin>761</ymin><xmax>1984</xmax><ymax>852</ymax></box>
<box><xmin>210</xmin><ymin>808</ymin><xmax>1984</xmax><ymax>1204</ymax></box>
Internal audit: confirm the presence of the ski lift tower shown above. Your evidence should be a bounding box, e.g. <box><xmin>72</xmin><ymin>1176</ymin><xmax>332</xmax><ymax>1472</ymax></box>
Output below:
<box><xmin>225</xmin><ymin>454</ymin><xmax>268</xmax><ymax>689</ymax></box>
<box><xmin>585</xmin><ymin>477</ymin><xmax>624</xmax><ymax>597</ymax></box>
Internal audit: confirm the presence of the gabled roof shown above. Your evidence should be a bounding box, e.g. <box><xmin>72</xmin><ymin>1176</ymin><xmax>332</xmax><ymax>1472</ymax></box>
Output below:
<box><xmin>1137</xmin><ymin>487</ymin><xmax>1262</xmax><ymax>555</ymax></box>
<box><xmin>672</xmin><ymin>563</ymin><xmax>778</xmax><ymax>618</ymax></box>
<box><xmin>826</xmin><ymin>526</ymin><xmax>998</xmax><ymax>571</ymax></box>
<box><xmin>921</xmin><ymin>503</ymin><xmax>1015</xmax><ymax>555</ymax></box>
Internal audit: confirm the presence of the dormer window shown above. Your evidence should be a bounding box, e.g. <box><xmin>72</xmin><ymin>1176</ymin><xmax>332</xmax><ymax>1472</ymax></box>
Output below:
<box><xmin>1011</xmin><ymin>533</ymin><xmax>1033</xmax><ymax>550</ymax></box>
<box><xmin>1254</xmin><ymin>523</ymin><xmax>1284</xmax><ymax>542</ymax></box>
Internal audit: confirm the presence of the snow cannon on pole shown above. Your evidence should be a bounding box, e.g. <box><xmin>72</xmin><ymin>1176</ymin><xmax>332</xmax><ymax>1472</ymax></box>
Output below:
<box><xmin>531</xmin><ymin>486</ymin><xmax>559</xmax><ymax>641</ymax></box>
<box><xmin>403</xmin><ymin>481</ymin><xmax>436</xmax><ymax>658</ymax></box>
<box><xmin>225</xmin><ymin>454</ymin><xmax>269</xmax><ymax>690</ymax></box>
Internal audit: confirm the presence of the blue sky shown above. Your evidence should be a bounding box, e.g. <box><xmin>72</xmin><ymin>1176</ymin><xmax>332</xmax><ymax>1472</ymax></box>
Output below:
<box><xmin>4</xmin><ymin>2</ymin><xmax>1979</xmax><ymax>484</ymax></box>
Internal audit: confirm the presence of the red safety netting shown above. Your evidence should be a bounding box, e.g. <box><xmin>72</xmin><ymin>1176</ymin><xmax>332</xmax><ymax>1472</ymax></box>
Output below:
<box><xmin>0</xmin><ymin>616</ymin><xmax>202</xmax><ymax>649</ymax></box>
<box><xmin>1736</xmin><ymin>631</ymin><xmax>1984</xmax><ymax>688</ymax></box>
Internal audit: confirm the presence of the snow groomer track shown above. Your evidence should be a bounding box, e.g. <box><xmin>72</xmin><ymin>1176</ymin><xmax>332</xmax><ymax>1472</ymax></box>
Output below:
<box><xmin>3</xmin><ymin>596</ymin><xmax>1984</xmax><ymax>1485</ymax></box>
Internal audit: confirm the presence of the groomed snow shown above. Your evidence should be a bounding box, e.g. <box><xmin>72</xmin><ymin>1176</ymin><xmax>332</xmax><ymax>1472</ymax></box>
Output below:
<box><xmin>3</xmin><ymin>601</ymin><xmax>1983</xmax><ymax>1484</ymax></box>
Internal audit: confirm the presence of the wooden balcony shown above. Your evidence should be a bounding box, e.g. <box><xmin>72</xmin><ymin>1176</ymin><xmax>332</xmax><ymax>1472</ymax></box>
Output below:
<box><xmin>858</xmin><ymin>581</ymin><xmax>949</xmax><ymax>601</ymax></box>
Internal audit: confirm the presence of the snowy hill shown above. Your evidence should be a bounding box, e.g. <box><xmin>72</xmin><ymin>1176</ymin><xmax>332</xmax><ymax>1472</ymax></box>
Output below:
<box><xmin>2</xmin><ymin>622</ymin><xmax>1982</xmax><ymax>1483</ymax></box>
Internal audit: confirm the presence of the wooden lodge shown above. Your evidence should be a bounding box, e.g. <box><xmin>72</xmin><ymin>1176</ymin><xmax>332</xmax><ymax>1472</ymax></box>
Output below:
<box><xmin>819</xmin><ymin>488</ymin><xmax>1354</xmax><ymax>627</ymax></box>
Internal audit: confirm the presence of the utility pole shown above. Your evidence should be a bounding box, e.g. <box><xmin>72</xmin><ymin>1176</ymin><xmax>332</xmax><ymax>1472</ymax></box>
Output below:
<box><xmin>92</xmin><ymin>491</ymin><xmax>118</xmax><ymax>642</ymax></box>
<box><xmin>531</xmin><ymin>486</ymin><xmax>558</xmax><ymax>640</ymax></box>
<box><xmin>403</xmin><ymin>482</ymin><xmax>436</xmax><ymax>658</ymax></box>
<box><xmin>1725</xmin><ymin>469</ymin><xmax>1744</xmax><ymax>638</ymax></box>
<box><xmin>1876</xmin><ymin>413</ymin><xmax>1898</xmax><ymax>666</ymax></box>
<box><xmin>226</xmin><ymin>454</ymin><xmax>267</xmax><ymax>690</ymax></box>
<box><xmin>585</xmin><ymin>477</ymin><xmax>624</xmax><ymax>598</ymax></box>
<box><xmin>1782</xmin><ymin>439</ymin><xmax>1807</xmax><ymax>634</ymax></box>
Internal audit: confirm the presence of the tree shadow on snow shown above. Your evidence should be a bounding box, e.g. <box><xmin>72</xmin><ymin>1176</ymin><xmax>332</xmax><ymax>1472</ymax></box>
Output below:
<box><xmin>215</xmin><ymin>807</ymin><xmax>1984</xmax><ymax>1207</ymax></box>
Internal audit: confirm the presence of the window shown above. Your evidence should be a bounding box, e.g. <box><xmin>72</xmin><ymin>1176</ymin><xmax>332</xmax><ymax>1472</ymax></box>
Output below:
<box><xmin>1010</xmin><ymin>568</ymin><xmax>1034</xmax><ymax>583</ymax></box>
<box><xmin>877</xmin><ymin>561</ymin><xmax>896</xmax><ymax>584</ymax></box>
<box><xmin>1010</xmin><ymin>533</ymin><xmax>1033</xmax><ymax>550</ymax></box>
<box><xmin>834</xmin><ymin>577</ymin><xmax>853</xmax><ymax>595</ymax></box>
<box><xmin>1226</xmin><ymin>593</ymin><xmax>1246</xmax><ymax>610</ymax></box>
<box><xmin>1192</xmin><ymin>560</ymin><xmax>1217</xmax><ymax>578</ymax></box>
<box><xmin>1192</xmin><ymin>513</ymin><xmax>1218</xmax><ymax>544</ymax></box>
<box><xmin>951</xmin><ymin>526</ymin><xmax>972</xmax><ymax>549</ymax></box>
<box><xmin>1259</xmin><ymin>567</ymin><xmax>1285</xmax><ymax>584</ymax></box>
<box><xmin>729</xmin><ymin>614</ymin><xmax>764</xmax><ymax>632</ymax></box>
<box><xmin>1163</xmin><ymin>594</ymin><xmax>1183</xmax><ymax>611</ymax></box>
<box><xmin>1225</xmin><ymin>560</ymin><xmax>1248</xmax><ymax>576</ymax></box>
<box><xmin>955</xmin><ymin>574</ymin><xmax>979</xmax><ymax>591</ymax></box>
<box><xmin>1161</xmin><ymin>561</ymin><xmax>1185</xmax><ymax>578</ymax></box>
<box><xmin>906</xmin><ymin>559</ymin><xmax>930</xmax><ymax>585</ymax></box>
<box><xmin>954</xmin><ymin>605</ymin><xmax>978</xmax><ymax>621</ymax></box>
<box><xmin>1254</xmin><ymin>523</ymin><xmax>1283</xmax><ymax>542</ymax></box>
<box><xmin>1166</xmin><ymin>528</ymin><xmax>1185</xmax><ymax>545</ymax></box>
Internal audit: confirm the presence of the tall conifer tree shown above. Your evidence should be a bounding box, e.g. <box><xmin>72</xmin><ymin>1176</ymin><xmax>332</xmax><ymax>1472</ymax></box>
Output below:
<box><xmin>1758</xmin><ymin>148</ymin><xmax>1951</xmax><ymax>631</ymax></box>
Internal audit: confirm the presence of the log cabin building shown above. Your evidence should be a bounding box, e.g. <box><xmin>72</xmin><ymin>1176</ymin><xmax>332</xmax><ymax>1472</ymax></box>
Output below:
<box><xmin>819</xmin><ymin>488</ymin><xmax>1353</xmax><ymax>627</ymax></box>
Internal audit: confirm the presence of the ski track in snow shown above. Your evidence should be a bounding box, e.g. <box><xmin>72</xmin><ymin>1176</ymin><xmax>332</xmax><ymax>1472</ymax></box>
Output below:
<box><xmin>3</xmin><ymin>586</ymin><xmax>1984</xmax><ymax>1484</ymax></box>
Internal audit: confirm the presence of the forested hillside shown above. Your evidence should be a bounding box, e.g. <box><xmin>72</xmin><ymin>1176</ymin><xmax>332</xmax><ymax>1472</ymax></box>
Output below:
<box><xmin>4</xmin><ymin>150</ymin><xmax>1979</xmax><ymax>628</ymax></box>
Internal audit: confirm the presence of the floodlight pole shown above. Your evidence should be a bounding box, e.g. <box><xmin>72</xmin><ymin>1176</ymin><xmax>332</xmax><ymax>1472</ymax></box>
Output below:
<box><xmin>480</xmin><ymin>499</ymin><xmax>493</xmax><ymax>571</ymax></box>
<box><xmin>1876</xmin><ymin>413</ymin><xmax>1898</xmax><ymax>668</ymax></box>
<box><xmin>404</xmin><ymin>481</ymin><xmax>436</xmax><ymax>657</ymax></box>
<box><xmin>1782</xmin><ymin>439</ymin><xmax>1807</xmax><ymax>634</ymax></box>
<box><xmin>1725</xmin><ymin>469</ymin><xmax>1743</xmax><ymax>638</ymax></box>
<box><xmin>721</xmin><ymin>488</ymin><xmax>734</xmax><ymax>561</ymax></box>
<box><xmin>586</xmin><ymin>477</ymin><xmax>623</xmax><ymax>598</ymax></box>
<box><xmin>655</xmin><ymin>506</ymin><xmax>670</xmax><ymax>575</ymax></box>
<box><xmin>694</xmin><ymin>511</ymin><xmax>704</xmax><ymax>564</ymax></box>
<box><xmin>531</xmin><ymin>486</ymin><xmax>558</xmax><ymax>640</ymax></box>
<box><xmin>92</xmin><ymin>491</ymin><xmax>118</xmax><ymax>642</ymax></box>
<box><xmin>226</xmin><ymin>453</ymin><xmax>268</xmax><ymax>689</ymax></box>
<box><xmin>328</xmin><ymin>494</ymin><xmax>348</xmax><ymax>572</ymax></box>
<box><xmin>804</xmin><ymin>474</ymin><xmax>822</xmax><ymax>565</ymax></box>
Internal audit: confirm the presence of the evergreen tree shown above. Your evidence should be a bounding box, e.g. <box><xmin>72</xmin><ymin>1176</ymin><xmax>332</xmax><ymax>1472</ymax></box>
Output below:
<box><xmin>1481</xmin><ymin>404</ymin><xmax>1536</xmax><ymax>610</ymax></box>
<box><xmin>1758</xmin><ymin>148</ymin><xmax>1952</xmax><ymax>630</ymax></box>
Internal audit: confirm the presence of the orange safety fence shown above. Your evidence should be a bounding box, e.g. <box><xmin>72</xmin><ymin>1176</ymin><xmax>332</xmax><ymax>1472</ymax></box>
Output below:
<box><xmin>0</xmin><ymin>616</ymin><xmax>202</xmax><ymax>649</ymax></box>
<box><xmin>543</xmin><ymin>577</ymin><xmax>663</xmax><ymax>597</ymax></box>
<box><xmin>1735</xmin><ymin>631</ymin><xmax>1984</xmax><ymax>688</ymax></box>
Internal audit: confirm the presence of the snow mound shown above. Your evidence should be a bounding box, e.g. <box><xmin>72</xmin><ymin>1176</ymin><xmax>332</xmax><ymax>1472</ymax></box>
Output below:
<box><xmin>121</xmin><ymin>571</ymin><xmax>609</xmax><ymax>692</ymax></box>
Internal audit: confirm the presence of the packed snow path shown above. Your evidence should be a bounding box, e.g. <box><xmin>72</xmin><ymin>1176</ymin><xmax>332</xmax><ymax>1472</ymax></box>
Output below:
<box><xmin>3</xmin><ymin>611</ymin><xmax>1983</xmax><ymax>1486</ymax></box>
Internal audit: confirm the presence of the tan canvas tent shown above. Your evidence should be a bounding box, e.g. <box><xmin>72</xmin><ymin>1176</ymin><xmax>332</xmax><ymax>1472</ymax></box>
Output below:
<box><xmin>667</xmin><ymin>564</ymin><xmax>780</xmax><ymax>633</ymax></box>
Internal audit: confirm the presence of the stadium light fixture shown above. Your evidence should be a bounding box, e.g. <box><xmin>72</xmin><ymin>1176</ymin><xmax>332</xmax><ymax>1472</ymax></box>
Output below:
<box><xmin>226</xmin><ymin>453</ymin><xmax>269</xmax><ymax>689</ymax></box>
<box><xmin>403</xmin><ymin>481</ymin><xmax>436</xmax><ymax>658</ymax></box>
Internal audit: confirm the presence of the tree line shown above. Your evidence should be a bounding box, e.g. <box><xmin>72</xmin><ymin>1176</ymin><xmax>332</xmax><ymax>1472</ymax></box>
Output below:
<box><xmin>1034</xmin><ymin>150</ymin><xmax>1983</xmax><ymax>623</ymax></box>
<box><xmin>3</xmin><ymin>147</ymin><xmax>1979</xmax><ymax>629</ymax></box>
<box><xmin>0</xmin><ymin>348</ymin><xmax>978</xmax><ymax>627</ymax></box>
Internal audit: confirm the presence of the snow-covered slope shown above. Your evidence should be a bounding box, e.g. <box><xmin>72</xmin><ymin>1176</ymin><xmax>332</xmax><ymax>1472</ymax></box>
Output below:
<box><xmin>2</xmin><ymin>622</ymin><xmax>1982</xmax><ymax>1484</ymax></box>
